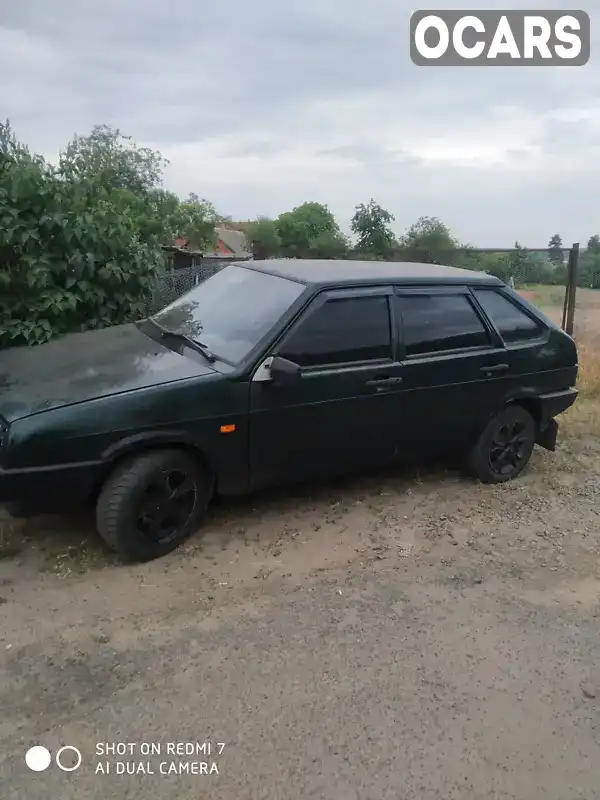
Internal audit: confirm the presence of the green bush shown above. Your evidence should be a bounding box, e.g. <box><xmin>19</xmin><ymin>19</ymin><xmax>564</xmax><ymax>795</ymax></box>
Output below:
<box><xmin>0</xmin><ymin>123</ymin><xmax>218</xmax><ymax>349</ymax></box>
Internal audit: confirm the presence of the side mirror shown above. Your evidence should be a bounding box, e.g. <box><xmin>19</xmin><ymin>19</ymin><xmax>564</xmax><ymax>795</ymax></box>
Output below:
<box><xmin>269</xmin><ymin>355</ymin><xmax>301</xmax><ymax>385</ymax></box>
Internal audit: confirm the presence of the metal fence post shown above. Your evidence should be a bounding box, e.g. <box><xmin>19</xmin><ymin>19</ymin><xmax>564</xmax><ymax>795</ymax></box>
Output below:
<box><xmin>561</xmin><ymin>249</ymin><xmax>572</xmax><ymax>331</ymax></box>
<box><xmin>563</xmin><ymin>243</ymin><xmax>579</xmax><ymax>336</ymax></box>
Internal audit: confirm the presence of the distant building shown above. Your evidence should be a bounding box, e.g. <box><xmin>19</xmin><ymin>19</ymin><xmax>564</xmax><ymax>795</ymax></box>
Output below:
<box><xmin>205</xmin><ymin>227</ymin><xmax>252</xmax><ymax>259</ymax></box>
<box><xmin>163</xmin><ymin>226</ymin><xmax>252</xmax><ymax>272</ymax></box>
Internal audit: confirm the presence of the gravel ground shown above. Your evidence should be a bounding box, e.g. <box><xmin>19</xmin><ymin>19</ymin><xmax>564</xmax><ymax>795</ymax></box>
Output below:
<box><xmin>1</xmin><ymin>425</ymin><xmax>600</xmax><ymax>799</ymax></box>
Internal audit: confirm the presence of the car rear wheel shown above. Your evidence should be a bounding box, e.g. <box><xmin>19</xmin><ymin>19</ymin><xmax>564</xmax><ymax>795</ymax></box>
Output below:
<box><xmin>96</xmin><ymin>449</ymin><xmax>210</xmax><ymax>562</ymax></box>
<box><xmin>467</xmin><ymin>405</ymin><xmax>536</xmax><ymax>484</ymax></box>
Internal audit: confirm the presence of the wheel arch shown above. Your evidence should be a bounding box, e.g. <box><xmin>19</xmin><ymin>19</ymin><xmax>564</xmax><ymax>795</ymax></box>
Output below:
<box><xmin>504</xmin><ymin>396</ymin><xmax>542</xmax><ymax>429</ymax></box>
<box><xmin>89</xmin><ymin>432</ymin><xmax>216</xmax><ymax>505</ymax></box>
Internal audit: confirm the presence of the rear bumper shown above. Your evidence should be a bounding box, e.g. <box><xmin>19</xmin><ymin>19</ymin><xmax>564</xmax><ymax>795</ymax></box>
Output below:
<box><xmin>0</xmin><ymin>461</ymin><xmax>102</xmax><ymax>518</ymax></box>
<box><xmin>535</xmin><ymin>387</ymin><xmax>578</xmax><ymax>452</ymax></box>
<box><xmin>539</xmin><ymin>387</ymin><xmax>578</xmax><ymax>420</ymax></box>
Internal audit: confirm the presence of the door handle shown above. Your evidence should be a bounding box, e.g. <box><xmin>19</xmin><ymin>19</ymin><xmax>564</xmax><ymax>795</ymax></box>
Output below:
<box><xmin>480</xmin><ymin>363</ymin><xmax>509</xmax><ymax>375</ymax></box>
<box><xmin>365</xmin><ymin>376</ymin><xmax>403</xmax><ymax>387</ymax></box>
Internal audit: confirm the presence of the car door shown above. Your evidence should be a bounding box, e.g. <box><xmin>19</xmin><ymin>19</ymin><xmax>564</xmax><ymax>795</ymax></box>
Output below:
<box><xmin>469</xmin><ymin>286</ymin><xmax>554</xmax><ymax>390</ymax></box>
<box><xmin>393</xmin><ymin>286</ymin><xmax>511</xmax><ymax>456</ymax></box>
<box><xmin>248</xmin><ymin>286</ymin><xmax>404</xmax><ymax>490</ymax></box>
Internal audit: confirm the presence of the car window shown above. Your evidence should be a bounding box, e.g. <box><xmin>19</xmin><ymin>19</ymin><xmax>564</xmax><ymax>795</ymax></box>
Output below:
<box><xmin>472</xmin><ymin>289</ymin><xmax>543</xmax><ymax>343</ymax></box>
<box><xmin>399</xmin><ymin>293</ymin><xmax>491</xmax><ymax>356</ymax></box>
<box><xmin>279</xmin><ymin>296</ymin><xmax>392</xmax><ymax>367</ymax></box>
<box><xmin>152</xmin><ymin>265</ymin><xmax>305</xmax><ymax>364</ymax></box>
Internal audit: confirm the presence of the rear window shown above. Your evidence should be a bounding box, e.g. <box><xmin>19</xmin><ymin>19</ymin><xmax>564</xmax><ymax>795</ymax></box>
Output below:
<box><xmin>472</xmin><ymin>290</ymin><xmax>543</xmax><ymax>344</ymax></box>
<box><xmin>399</xmin><ymin>293</ymin><xmax>491</xmax><ymax>356</ymax></box>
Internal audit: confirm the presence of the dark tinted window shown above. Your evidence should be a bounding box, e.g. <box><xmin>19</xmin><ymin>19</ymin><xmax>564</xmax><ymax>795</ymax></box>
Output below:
<box><xmin>152</xmin><ymin>265</ymin><xmax>305</xmax><ymax>363</ymax></box>
<box><xmin>279</xmin><ymin>296</ymin><xmax>392</xmax><ymax>367</ymax></box>
<box><xmin>473</xmin><ymin>290</ymin><xmax>542</xmax><ymax>343</ymax></box>
<box><xmin>399</xmin><ymin>294</ymin><xmax>490</xmax><ymax>356</ymax></box>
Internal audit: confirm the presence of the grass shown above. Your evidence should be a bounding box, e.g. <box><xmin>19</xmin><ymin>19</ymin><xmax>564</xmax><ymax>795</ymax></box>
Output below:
<box><xmin>563</xmin><ymin>330</ymin><xmax>600</xmax><ymax>436</ymax></box>
<box><xmin>520</xmin><ymin>284</ymin><xmax>566</xmax><ymax>308</ymax></box>
<box><xmin>520</xmin><ymin>284</ymin><xmax>600</xmax><ymax>436</ymax></box>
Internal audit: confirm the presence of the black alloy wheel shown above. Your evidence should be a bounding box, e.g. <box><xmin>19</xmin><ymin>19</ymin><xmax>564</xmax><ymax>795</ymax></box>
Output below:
<box><xmin>487</xmin><ymin>417</ymin><xmax>533</xmax><ymax>479</ymax></box>
<box><xmin>467</xmin><ymin>405</ymin><xmax>536</xmax><ymax>484</ymax></box>
<box><xmin>96</xmin><ymin>450</ymin><xmax>210</xmax><ymax>561</ymax></box>
<box><xmin>135</xmin><ymin>467</ymin><xmax>198</xmax><ymax>545</ymax></box>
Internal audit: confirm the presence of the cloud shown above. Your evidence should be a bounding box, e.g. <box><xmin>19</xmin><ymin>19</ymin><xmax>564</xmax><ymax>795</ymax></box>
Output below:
<box><xmin>0</xmin><ymin>0</ymin><xmax>598</xmax><ymax>245</ymax></box>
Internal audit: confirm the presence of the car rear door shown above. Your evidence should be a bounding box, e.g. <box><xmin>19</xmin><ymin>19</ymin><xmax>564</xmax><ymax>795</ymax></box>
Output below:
<box><xmin>469</xmin><ymin>286</ymin><xmax>558</xmax><ymax>392</ymax></box>
<box><xmin>248</xmin><ymin>286</ymin><xmax>404</xmax><ymax>489</ymax></box>
<box><xmin>393</xmin><ymin>286</ymin><xmax>510</xmax><ymax>456</ymax></box>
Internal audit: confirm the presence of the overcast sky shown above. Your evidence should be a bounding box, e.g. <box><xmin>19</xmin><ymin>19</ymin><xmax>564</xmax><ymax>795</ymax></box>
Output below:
<box><xmin>0</xmin><ymin>0</ymin><xmax>598</xmax><ymax>246</ymax></box>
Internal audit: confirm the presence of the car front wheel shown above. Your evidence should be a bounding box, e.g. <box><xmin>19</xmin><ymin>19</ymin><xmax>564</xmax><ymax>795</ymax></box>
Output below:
<box><xmin>96</xmin><ymin>449</ymin><xmax>210</xmax><ymax>562</ymax></box>
<box><xmin>467</xmin><ymin>405</ymin><xmax>536</xmax><ymax>484</ymax></box>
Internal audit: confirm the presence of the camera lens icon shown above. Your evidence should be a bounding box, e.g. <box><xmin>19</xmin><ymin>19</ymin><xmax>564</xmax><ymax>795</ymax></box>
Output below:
<box><xmin>25</xmin><ymin>745</ymin><xmax>82</xmax><ymax>772</ymax></box>
<box><xmin>56</xmin><ymin>746</ymin><xmax>82</xmax><ymax>772</ymax></box>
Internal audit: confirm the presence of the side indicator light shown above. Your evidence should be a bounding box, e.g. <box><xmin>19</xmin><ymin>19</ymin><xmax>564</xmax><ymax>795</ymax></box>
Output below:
<box><xmin>220</xmin><ymin>424</ymin><xmax>236</xmax><ymax>434</ymax></box>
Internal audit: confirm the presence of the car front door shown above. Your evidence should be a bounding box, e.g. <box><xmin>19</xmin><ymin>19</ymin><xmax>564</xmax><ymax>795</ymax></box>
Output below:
<box><xmin>393</xmin><ymin>286</ymin><xmax>510</xmax><ymax>457</ymax></box>
<box><xmin>248</xmin><ymin>287</ymin><xmax>404</xmax><ymax>490</ymax></box>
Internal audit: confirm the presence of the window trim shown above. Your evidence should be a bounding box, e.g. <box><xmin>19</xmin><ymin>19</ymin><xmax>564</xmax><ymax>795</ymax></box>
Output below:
<box><xmin>469</xmin><ymin>287</ymin><xmax>549</xmax><ymax>348</ymax></box>
<box><xmin>394</xmin><ymin>287</ymin><xmax>501</xmax><ymax>360</ymax></box>
<box><xmin>273</xmin><ymin>286</ymin><xmax>397</xmax><ymax>371</ymax></box>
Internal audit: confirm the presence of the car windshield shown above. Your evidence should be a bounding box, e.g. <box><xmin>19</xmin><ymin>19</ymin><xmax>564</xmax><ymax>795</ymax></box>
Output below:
<box><xmin>151</xmin><ymin>265</ymin><xmax>306</xmax><ymax>364</ymax></box>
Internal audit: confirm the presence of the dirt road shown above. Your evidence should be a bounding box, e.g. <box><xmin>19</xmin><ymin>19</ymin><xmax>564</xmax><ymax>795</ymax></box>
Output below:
<box><xmin>2</xmin><ymin>431</ymin><xmax>600</xmax><ymax>799</ymax></box>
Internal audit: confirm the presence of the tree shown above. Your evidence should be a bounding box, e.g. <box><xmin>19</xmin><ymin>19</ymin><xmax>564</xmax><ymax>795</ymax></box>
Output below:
<box><xmin>548</xmin><ymin>233</ymin><xmax>564</xmax><ymax>265</ymax></box>
<box><xmin>578</xmin><ymin>235</ymin><xmax>600</xmax><ymax>288</ymax></box>
<box><xmin>246</xmin><ymin>216</ymin><xmax>281</xmax><ymax>259</ymax></box>
<box><xmin>156</xmin><ymin>191</ymin><xmax>219</xmax><ymax>252</ymax></box>
<box><xmin>507</xmin><ymin>241</ymin><xmax>549</xmax><ymax>285</ymax></box>
<box><xmin>305</xmin><ymin>230</ymin><xmax>349</xmax><ymax>259</ymax></box>
<box><xmin>59</xmin><ymin>128</ymin><xmax>218</xmax><ymax>253</ymax></box>
<box><xmin>350</xmin><ymin>199</ymin><xmax>395</xmax><ymax>258</ymax></box>
<box><xmin>59</xmin><ymin>124</ymin><xmax>167</xmax><ymax>196</ymax></box>
<box><xmin>275</xmin><ymin>201</ymin><xmax>346</xmax><ymax>258</ymax></box>
<box><xmin>478</xmin><ymin>252</ymin><xmax>512</xmax><ymax>281</ymax></box>
<box><xmin>398</xmin><ymin>216</ymin><xmax>458</xmax><ymax>264</ymax></box>
<box><xmin>587</xmin><ymin>234</ymin><xmax>600</xmax><ymax>253</ymax></box>
<box><xmin>0</xmin><ymin>121</ymin><xmax>220</xmax><ymax>348</ymax></box>
<box><xmin>551</xmin><ymin>262</ymin><xmax>568</xmax><ymax>285</ymax></box>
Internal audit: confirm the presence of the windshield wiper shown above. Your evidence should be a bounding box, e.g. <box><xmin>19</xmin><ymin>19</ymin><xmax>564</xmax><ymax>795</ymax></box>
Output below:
<box><xmin>149</xmin><ymin>320</ymin><xmax>216</xmax><ymax>362</ymax></box>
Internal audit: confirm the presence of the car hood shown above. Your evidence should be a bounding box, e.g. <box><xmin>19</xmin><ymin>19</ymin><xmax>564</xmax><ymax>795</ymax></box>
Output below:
<box><xmin>0</xmin><ymin>322</ymin><xmax>216</xmax><ymax>422</ymax></box>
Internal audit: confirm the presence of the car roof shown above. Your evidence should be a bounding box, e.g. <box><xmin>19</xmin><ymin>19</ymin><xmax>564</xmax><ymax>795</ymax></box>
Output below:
<box><xmin>238</xmin><ymin>258</ymin><xmax>503</xmax><ymax>287</ymax></box>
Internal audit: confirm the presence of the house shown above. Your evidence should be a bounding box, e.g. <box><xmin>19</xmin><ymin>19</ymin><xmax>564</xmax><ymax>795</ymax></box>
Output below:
<box><xmin>205</xmin><ymin>226</ymin><xmax>252</xmax><ymax>259</ymax></box>
<box><xmin>163</xmin><ymin>226</ymin><xmax>252</xmax><ymax>273</ymax></box>
<box><xmin>161</xmin><ymin>242</ymin><xmax>204</xmax><ymax>272</ymax></box>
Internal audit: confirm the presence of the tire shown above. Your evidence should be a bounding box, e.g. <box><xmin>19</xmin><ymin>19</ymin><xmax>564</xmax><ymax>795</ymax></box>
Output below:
<box><xmin>96</xmin><ymin>449</ymin><xmax>210</xmax><ymax>562</ymax></box>
<box><xmin>467</xmin><ymin>405</ymin><xmax>536</xmax><ymax>484</ymax></box>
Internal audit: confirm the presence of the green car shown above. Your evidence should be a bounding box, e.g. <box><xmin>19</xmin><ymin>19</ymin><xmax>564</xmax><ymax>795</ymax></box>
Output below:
<box><xmin>0</xmin><ymin>260</ymin><xmax>578</xmax><ymax>562</ymax></box>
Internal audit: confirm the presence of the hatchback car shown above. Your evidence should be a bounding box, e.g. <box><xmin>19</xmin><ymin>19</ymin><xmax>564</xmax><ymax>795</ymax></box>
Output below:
<box><xmin>0</xmin><ymin>260</ymin><xmax>578</xmax><ymax>561</ymax></box>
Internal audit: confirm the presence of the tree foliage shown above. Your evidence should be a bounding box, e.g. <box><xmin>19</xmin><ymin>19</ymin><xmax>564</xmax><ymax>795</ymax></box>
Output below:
<box><xmin>246</xmin><ymin>216</ymin><xmax>281</xmax><ymax>259</ymax></box>
<box><xmin>579</xmin><ymin>237</ymin><xmax>600</xmax><ymax>289</ymax></box>
<box><xmin>398</xmin><ymin>216</ymin><xmax>459</xmax><ymax>264</ymax></box>
<box><xmin>350</xmin><ymin>199</ymin><xmax>395</xmax><ymax>258</ymax></box>
<box><xmin>0</xmin><ymin>121</ymin><xmax>219</xmax><ymax>348</ymax></box>
<box><xmin>276</xmin><ymin>201</ymin><xmax>348</xmax><ymax>258</ymax></box>
<box><xmin>58</xmin><ymin>124</ymin><xmax>169</xmax><ymax>196</ymax></box>
<box><xmin>246</xmin><ymin>203</ymin><xmax>349</xmax><ymax>259</ymax></box>
<box><xmin>548</xmin><ymin>233</ymin><xmax>563</xmax><ymax>264</ymax></box>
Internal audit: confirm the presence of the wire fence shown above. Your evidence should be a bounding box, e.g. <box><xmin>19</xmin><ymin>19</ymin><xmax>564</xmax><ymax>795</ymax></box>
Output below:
<box><xmin>149</xmin><ymin>258</ymin><xmax>238</xmax><ymax>313</ymax></box>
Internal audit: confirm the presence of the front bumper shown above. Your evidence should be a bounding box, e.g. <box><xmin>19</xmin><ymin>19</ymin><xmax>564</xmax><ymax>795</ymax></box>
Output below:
<box><xmin>0</xmin><ymin>461</ymin><xmax>102</xmax><ymax>518</ymax></box>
